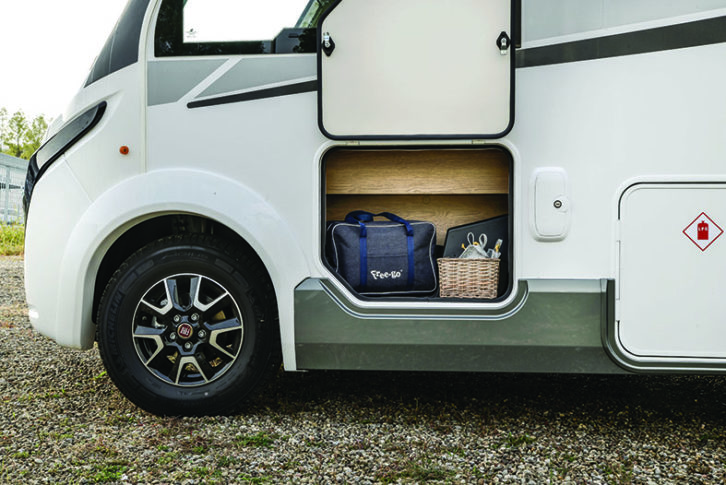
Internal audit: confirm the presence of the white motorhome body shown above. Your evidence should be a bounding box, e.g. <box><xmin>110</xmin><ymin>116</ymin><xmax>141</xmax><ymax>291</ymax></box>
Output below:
<box><xmin>23</xmin><ymin>0</ymin><xmax>726</xmax><ymax>415</ymax></box>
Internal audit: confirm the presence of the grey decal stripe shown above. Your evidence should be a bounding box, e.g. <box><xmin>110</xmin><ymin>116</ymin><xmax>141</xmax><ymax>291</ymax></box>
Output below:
<box><xmin>197</xmin><ymin>56</ymin><xmax>316</xmax><ymax>98</ymax></box>
<box><xmin>517</xmin><ymin>15</ymin><xmax>726</xmax><ymax>68</ymax></box>
<box><xmin>187</xmin><ymin>80</ymin><xmax>317</xmax><ymax>109</ymax></box>
<box><xmin>151</xmin><ymin>16</ymin><xmax>725</xmax><ymax>107</ymax></box>
<box><xmin>147</xmin><ymin>59</ymin><xmax>227</xmax><ymax>106</ymax></box>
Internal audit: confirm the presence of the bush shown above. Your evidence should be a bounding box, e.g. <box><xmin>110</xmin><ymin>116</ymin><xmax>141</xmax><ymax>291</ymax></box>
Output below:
<box><xmin>0</xmin><ymin>224</ymin><xmax>24</xmax><ymax>256</ymax></box>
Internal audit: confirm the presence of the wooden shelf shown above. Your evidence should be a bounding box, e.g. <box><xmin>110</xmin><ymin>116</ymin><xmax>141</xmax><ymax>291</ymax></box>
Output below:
<box><xmin>326</xmin><ymin>149</ymin><xmax>509</xmax><ymax>195</ymax></box>
<box><xmin>324</xmin><ymin>147</ymin><xmax>510</xmax><ymax>245</ymax></box>
<box><xmin>327</xmin><ymin>194</ymin><xmax>508</xmax><ymax>245</ymax></box>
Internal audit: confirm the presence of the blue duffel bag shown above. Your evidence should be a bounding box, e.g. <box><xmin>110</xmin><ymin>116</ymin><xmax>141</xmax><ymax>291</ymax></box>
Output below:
<box><xmin>326</xmin><ymin>211</ymin><xmax>437</xmax><ymax>295</ymax></box>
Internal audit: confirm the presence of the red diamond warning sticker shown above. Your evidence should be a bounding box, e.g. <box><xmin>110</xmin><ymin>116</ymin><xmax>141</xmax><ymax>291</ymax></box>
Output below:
<box><xmin>683</xmin><ymin>212</ymin><xmax>723</xmax><ymax>251</ymax></box>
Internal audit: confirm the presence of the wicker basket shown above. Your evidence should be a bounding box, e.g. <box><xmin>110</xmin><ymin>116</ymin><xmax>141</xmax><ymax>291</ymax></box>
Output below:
<box><xmin>437</xmin><ymin>258</ymin><xmax>500</xmax><ymax>299</ymax></box>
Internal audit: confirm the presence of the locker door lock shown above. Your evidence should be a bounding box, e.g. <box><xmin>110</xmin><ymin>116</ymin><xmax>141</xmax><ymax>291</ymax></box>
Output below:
<box><xmin>322</xmin><ymin>32</ymin><xmax>335</xmax><ymax>56</ymax></box>
<box><xmin>496</xmin><ymin>32</ymin><xmax>511</xmax><ymax>55</ymax></box>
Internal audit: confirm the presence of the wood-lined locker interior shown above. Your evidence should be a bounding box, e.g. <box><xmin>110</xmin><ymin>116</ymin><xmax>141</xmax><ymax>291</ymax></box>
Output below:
<box><xmin>325</xmin><ymin>148</ymin><xmax>510</xmax><ymax>245</ymax></box>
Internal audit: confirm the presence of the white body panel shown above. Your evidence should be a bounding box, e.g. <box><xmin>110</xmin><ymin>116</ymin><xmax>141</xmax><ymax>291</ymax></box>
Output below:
<box><xmin>25</xmin><ymin>62</ymin><xmax>146</xmax><ymax>348</ymax></box>
<box><xmin>513</xmin><ymin>40</ymin><xmax>726</xmax><ymax>281</ymax></box>
<box><xmin>22</xmin><ymin>0</ymin><xmax>726</xmax><ymax>373</ymax></box>
<box><xmin>25</xmin><ymin>160</ymin><xmax>92</xmax><ymax>347</ymax></box>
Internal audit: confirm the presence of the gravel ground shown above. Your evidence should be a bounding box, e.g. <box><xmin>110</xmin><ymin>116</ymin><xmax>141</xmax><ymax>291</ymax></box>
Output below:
<box><xmin>1</xmin><ymin>256</ymin><xmax>726</xmax><ymax>484</ymax></box>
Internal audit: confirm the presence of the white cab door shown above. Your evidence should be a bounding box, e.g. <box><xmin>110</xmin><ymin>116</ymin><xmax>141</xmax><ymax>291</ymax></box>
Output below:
<box><xmin>618</xmin><ymin>184</ymin><xmax>726</xmax><ymax>359</ymax></box>
<box><xmin>318</xmin><ymin>0</ymin><xmax>514</xmax><ymax>139</ymax></box>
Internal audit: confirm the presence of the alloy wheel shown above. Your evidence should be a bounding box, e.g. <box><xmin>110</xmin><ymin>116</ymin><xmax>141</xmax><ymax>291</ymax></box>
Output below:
<box><xmin>131</xmin><ymin>273</ymin><xmax>244</xmax><ymax>387</ymax></box>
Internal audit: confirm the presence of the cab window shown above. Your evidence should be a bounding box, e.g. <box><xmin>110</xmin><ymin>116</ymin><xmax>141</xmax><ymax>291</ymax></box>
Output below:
<box><xmin>155</xmin><ymin>0</ymin><xmax>335</xmax><ymax>56</ymax></box>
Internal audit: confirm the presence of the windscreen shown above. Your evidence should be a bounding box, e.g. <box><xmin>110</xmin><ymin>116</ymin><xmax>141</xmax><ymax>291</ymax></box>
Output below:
<box><xmin>86</xmin><ymin>0</ymin><xmax>151</xmax><ymax>86</ymax></box>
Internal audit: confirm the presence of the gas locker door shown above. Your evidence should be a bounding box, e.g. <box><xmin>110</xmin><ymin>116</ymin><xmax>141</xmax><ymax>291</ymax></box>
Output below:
<box><xmin>618</xmin><ymin>184</ymin><xmax>726</xmax><ymax>360</ymax></box>
<box><xmin>318</xmin><ymin>0</ymin><xmax>514</xmax><ymax>139</ymax></box>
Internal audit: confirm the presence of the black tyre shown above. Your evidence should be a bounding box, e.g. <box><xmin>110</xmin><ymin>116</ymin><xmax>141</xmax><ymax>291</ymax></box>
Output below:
<box><xmin>97</xmin><ymin>234</ymin><xmax>279</xmax><ymax>416</ymax></box>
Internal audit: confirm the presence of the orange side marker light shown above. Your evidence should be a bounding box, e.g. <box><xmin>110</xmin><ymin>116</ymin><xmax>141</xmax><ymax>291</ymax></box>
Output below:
<box><xmin>120</xmin><ymin>146</ymin><xmax>130</xmax><ymax>155</ymax></box>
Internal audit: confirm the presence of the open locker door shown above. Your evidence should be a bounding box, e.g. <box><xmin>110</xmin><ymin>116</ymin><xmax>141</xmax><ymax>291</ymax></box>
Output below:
<box><xmin>318</xmin><ymin>0</ymin><xmax>515</xmax><ymax>139</ymax></box>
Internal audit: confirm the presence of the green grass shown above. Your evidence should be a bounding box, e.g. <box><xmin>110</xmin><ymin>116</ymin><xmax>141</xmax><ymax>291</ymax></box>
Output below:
<box><xmin>238</xmin><ymin>474</ymin><xmax>270</xmax><ymax>484</ymax></box>
<box><xmin>377</xmin><ymin>460</ymin><xmax>453</xmax><ymax>483</ymax></box>
<box><xmin>91</xmin><ymin>463</ymin><xmax>128</xmax><ymax>483</ymax></box>
<box><xmin>505</xmin><ymin>432</ymin><xmax>537</xmax><ymax>447</ymax></box>
<box><xmin>0</xmin><ymin>224</ymin><xmax>24</xmax><ymax>256</ymax></box>
<box><xmin>603</xmin><ymin>460</ymin><xmax>634</xmax><ymax>485</ymax></box>
<box><xmin>236</xmin><ymin>432</ymin><xmax>277</xmax><ymax>448</ymax></box>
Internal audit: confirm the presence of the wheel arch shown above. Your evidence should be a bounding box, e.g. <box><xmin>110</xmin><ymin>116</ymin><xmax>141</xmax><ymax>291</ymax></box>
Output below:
<box><xmin>92</xmin><ymin>214</ymin><xmax>269</xmax><ymax>328</ymax></box>
<box><xmin>58</xmin><ymin>169</ymin><xmax>308</xmax><ymax>370</ymax></box>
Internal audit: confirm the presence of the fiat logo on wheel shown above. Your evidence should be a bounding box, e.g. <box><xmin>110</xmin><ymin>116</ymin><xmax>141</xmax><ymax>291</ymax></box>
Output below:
<box><xmin>177</xmin><ymin>323</ymin><xmax>193</xmax><ymax>339</ymax></box>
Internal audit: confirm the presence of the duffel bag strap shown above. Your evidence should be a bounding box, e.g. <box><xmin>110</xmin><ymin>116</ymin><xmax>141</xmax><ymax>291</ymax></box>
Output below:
<box><xmin>344</xmin><ymin>210</ymin><xmax>375</xmax><ymax>224</ymax></box>
<box><xmin>343</xmin><ymin>211</ymin><xmax>415</xmax><ymax>291</ymax></box>
<box><xmin>345</xmin><ymin>211</ymin><xmax>372</xmax><ymax>289</ymax></box>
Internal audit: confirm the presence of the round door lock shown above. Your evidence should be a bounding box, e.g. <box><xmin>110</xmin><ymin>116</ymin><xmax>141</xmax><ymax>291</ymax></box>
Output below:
<box><xmin>553</xmin><ymin>199</ymin><xmax>563</xmax><ymax>209</ymax></box>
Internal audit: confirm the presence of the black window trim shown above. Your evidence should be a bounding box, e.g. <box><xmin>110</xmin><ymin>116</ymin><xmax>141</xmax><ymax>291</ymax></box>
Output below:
<box><xmin>154</xmin><ymin>0</ymin><xmax>320</xmax><ymax>57</ymax></box>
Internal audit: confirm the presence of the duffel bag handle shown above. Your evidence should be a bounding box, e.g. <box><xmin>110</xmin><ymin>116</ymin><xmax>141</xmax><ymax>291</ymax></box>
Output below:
<box><xmin>343</xmin><ymin>211</ymin><xmax>415</xmax><ymax>291</ymax></box>
<box><xmin>344</xmin><ymin>211</ymin><xmax>415</xmax><ymax>237</ymax></box>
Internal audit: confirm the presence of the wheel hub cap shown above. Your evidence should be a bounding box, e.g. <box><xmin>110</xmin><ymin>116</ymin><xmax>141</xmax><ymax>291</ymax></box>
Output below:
<box><xmin>177</xmin><ymin>323</ymin><xmax>194</xmax><ymax>339</ymax></box>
